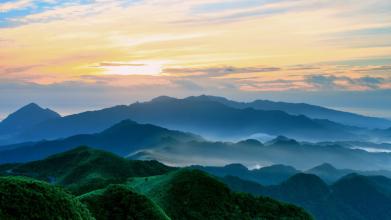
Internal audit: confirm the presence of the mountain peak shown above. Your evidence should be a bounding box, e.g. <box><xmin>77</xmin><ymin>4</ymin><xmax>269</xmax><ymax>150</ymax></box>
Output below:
<box><xmin>267</xmin><ymin>136</ymin><xmax>299</xmax><ymax>146</ymax></box>
<box><xmin>186</xmin><ymin>95</ymin><xmax>230</xmax><ymax>102</ymax></box>
<box><xmin>311</xmin><ymin>163</ymin><xmax>337</xmax><ymax>171</ymax></box>
<box><xmin>150</xmin><ymin>96</ymin><xmax>177</xmax><ymax>103</ymax></box>
<box><xmin>0</xmin><ymin>103</ymin><xmax>61</xmax><ymax>134</ymax></box>
<box><xmin>101</xmin><ymin>119</ymin><xmax>141</xmax><ymax>133</ymax></box>
<box><xmin>223</xmin><ymin>163</ymin><xmax>248</xmax><ymax>171</ymax></box>
<box><xmin>257</xmin><ymin>164</ymin><xmax>298</xmax><ymax>173</ymax></box>
<box><xmin>22</xmin><ymin>102</ymin><xmax>41</xmax><ymax>109</ymax></box>
<box><xmin>237</xmin><ymin>139</ymin><xmax>263</xmax><ymax>146</ymax></box>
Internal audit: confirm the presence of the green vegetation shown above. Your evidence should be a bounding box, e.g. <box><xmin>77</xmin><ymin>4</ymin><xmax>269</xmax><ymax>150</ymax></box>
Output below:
<box><xmin>0</xmin><ymin>147</ymin><xmax>314</xmax><ymax>220</ymax></box>
<box><xmin>222</xmin><ymin>172</ymin><xmax>391</xmax><ymax>220</ymax></box>
<box><xmin>9</xmin><ymin>146</ymin><xmax>175</xmax><ymax>195</ymax></box>
<box><xmin>129</xmin><ymin>169</ymin><xmax>313</xmax><ymax>220</ymax></box>
<box><xmin>0</xmin><ymin>176</ymin><xmax>92</xmax><ymax>220</ymax></box>
<box><xmin>79</xmin><ymin>184</ymin><xmax>170</xmax><ymax>220</ymax></box>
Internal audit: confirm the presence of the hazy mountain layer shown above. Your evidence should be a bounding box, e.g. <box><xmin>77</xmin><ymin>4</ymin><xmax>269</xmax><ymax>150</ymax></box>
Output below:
<box><xmin>191</xmin><ymin>163</ymin><xmax>299</xmax><ymax>185</ymax></box>
<box><xmin>0</xmin><ymin>119</ymin><xmax>199</xmax><ymax>163</ymax></box>
<box><xmin>222</xmin><ymin>173</ymin><xmax>391</xmax><ymax>220</ymax></box>
<box><xmin>194</xmin><ymin>95</ymin><xmax>391</xmax><ymax>129</ymax></box>
<box><xmin>131</xmin><ymin>136</ymin><xmax>391</xmax><ymax>171</ymax></box>
<box><xmin>5</xmin><ymin>96</ymin><xmax>364</xmax><ymax>144</ymax></box>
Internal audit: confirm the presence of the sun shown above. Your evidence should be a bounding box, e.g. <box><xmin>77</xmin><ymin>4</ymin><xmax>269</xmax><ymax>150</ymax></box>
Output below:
<box><xmin>101</xmin><ymin>61</ymin><xmax>164</xmax><ymax>76</ymax></box>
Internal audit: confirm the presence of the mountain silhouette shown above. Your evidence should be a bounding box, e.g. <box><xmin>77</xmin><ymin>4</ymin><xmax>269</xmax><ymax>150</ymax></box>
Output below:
<box><xmin>191</xmin><ymin>95</ymin><xmax>391</xmax><ymax>129</ymax></box>
<box><xmin>7</xmin><ymin>96</ymin><xmax>360</xmax><ymax>144</ymax></box>
<box><xmin>222</xmin><ymin>172</ymin><xmax>391</xmax><ymax>220</ymax></box>
<box><xmin>132</xmin><ymin>136</ymin><xmax>391</xmax><ymax>171</ymax></box>
<box><xmin>191</xmin><ymin>163</ymin><xmax>299</xmax><ymax>185</ymax></box>
<box><xmin>0</xmin><ymin>103</ymin><xmax>60</xmax><ymax>140</ymax></box>
<box><xmin>0</xmin><ymin>119</ymin><xmax>200</xmax><ymax>163</ymax></box>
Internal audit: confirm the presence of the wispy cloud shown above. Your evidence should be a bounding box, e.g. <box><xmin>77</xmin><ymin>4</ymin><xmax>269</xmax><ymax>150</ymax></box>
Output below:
<box><xmin>0</xmin><ymin>0</ymin><xmax>391</xmax><ymax>114</ymax></box>
<box><xmin>0</xmin><ymin>0</ymin><xmax>33</xmax><ymax>13</ymax></box>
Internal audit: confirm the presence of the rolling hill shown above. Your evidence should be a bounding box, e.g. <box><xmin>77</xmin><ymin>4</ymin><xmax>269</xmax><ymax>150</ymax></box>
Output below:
<box><xmin>0</xmin><ymin>147</ymin><xmax>313</xmax><ymax>220</ymax></box>
<box><xmin>128</xmin><ymin>169</ymin><xmax>313</xmax><ymax>220</ymax></box>
<box><xmin>79</xmin><ymin>184</ymin><xmax>170</xmax><ymax>220</ymax></box>
<box><xmin>2</xmin><ymin>146</ymin><xmax>175</xmax><ymax>194</ymax></box>
<box><xmin>0</xmin><ymin>176</ymin><xmax>92</xmax><ymax>219</ymax></box>
<box><xmin>221</xmin><ymin>173</ymin><xmax>391</xmax><ymax>220</ymax></box>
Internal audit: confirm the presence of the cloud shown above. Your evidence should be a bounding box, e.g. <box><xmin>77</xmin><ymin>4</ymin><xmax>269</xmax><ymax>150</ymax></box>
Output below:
<box><xmin>173</xmin><ymin>79</ymin><xmax>203</xmax><ymax>91</ymax></box>
<box><xmin>163</xmin><ymin>66</ymin><xmax>280</xmax><ymax>77</ymax></box>
<box><xmin>0</xmin><ymin>0</ymin><xmax>33</xmax><ymax>13</ymax></box>
<box><xmin>306</xmin><ymin>74</ymin><xmax>391</xmax><ymax>90</ymax></box>
<box><xmin>98</xmin><ymin>62</ymin><xmax>146</xmax><ymax>67</ymax></box>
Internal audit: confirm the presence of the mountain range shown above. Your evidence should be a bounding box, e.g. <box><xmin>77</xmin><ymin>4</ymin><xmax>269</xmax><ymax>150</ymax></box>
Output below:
<box><xmin>191</xmin><ymin>162</ymin><xmax>391</xmax><ymax>185</ymax></box>
<box><xmin>0</xmin><ymin>119</ymin><xmax>199</xmax><ymax>163</ymax></box>
<box><xmin>221</xmin><ymin>172</ymin><xmax>391</xmax><ymax>220</ymax></box>
<box><xmin>3</xmin><ymin>95</ymin><xmax>390</xmax><ymax>145</ymax></box>
<box><xmin>1</xmin><ymin>118</ymin><xmax>390</xmax><ymax>171</ymax></box>
<box><xmin>197</xmin><ymin>95</ymin><xmax>391</xmax><ymax>129</ymax></box>
<box><xmin>132</xmin><ymin>135</ymin><xmax>391</xmax><ymax>170</ymax></box>
<box><xmin>191</xmin><ymin>163</ymin><xmax>299</xmax><ymax>185</ymax></box>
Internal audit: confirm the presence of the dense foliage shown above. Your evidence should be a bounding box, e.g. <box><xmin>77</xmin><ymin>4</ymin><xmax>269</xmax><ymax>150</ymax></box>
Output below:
<box><xmin>8</xmin><ymin>146</ymin><xmax>175</xmax><ymax>195</ymax></box>
<box><xmin>79</xmin><ymin>184</ymin><xmax>170</xmax><ymax>220</ymax></box>
<box><xmin>0</xmin><ymin>176</ymin><xmax>92</xmax><ymax>220</ymax></box>
<box><xmin>129</xmin><ymin>169</ymin><xmax>313</xmax><ymax>220</ymax></box>
<box><xmin>223</xmin><ymin>172</ymin><xmax>391</xmax><ymax>220</ymax></box>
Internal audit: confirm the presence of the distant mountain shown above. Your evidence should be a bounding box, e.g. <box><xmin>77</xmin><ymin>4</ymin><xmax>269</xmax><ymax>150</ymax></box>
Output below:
<box><xmin>222</xmin><ymin>173</ymin><xmax>391</xmax><ymax>220</ymax></box>
<box><xmin>306</xmin><ymin>163</ymin><xmax>353</xmax><ymax>183</ymax></box>
<box><xmin>331</xmin><ymin>174</ymin><xmax>391</xmax><ymax>220</ymax></box>
<box><xmin>9</xmin><ymin>96</ymin><xmax>360</xmax><ymax>144</ymax></box>
<box><xmin>0</xmin><ymin>103</ymin><xmax>60</xmax><ymax>141</ymax></box>
<box><xmin>191</xmin><ymin>163</ymin><xmax>299</xmax><ymax>185</ymax></box>
<box><xmin>194</xmin><ymin>95</ymin><xmax>391</xmax><ymax>129</ymax></box>
<box><xmin>307</xmin><ymin>163</ymin><xmax>391</xmax><ymax>183</ymax></box>
<box><xmin>132</xmin><ymin>136</ymin><xmax>391</xmax><ymax>171</ymax></box>
<box><xmin>0</xmin><ymin>120</ymin><xmax>199</xmax><ymax>164</ymax></box>
<box><xmin>1</xmin><ymin>146</ymin><xmax>175</xmax><ymax>195</ymax></box>
<box><xmin>128</xmin><ymin>169</ymin><xmax>313</xmax><ymax>220</ymax></box>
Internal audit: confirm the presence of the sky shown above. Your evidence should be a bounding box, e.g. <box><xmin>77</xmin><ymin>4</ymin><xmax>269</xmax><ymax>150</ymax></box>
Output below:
<box><xmin>0</xmin><ymin>0</ymin><xmax>391</xmax><ymax>119</ymax></box>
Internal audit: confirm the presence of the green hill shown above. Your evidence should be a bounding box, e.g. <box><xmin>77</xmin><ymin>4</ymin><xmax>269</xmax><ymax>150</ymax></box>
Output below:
<box><xmin>7</xmin><ymin>146</ymin><xmax>175</xmax><ymax>194</ymax></box>
<box><xmin>128</xmin><ymin>169</ymin><xmax>313</xmax><ymax>220</ymax></box>
<box><xmin>221</xmin><ymin>172</ymin><xmax>391</xmax><ymax>220</ymax></box>
<box><xmin>0</xmin><ymin>176</ymin><xmax>92</xmax><ymax>220</ymax></box>
<box><xmin>79</xmin><ymin>184</ymin><xmax>170</xmax><ymax>220</ymax></box>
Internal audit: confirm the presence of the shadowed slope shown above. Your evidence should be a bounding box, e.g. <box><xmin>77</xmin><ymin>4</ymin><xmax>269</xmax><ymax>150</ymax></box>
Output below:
<box><xmin>79</xmin><ymin>184</ymin><xmax>170</xmax><ymax>220</ymax></box>
<box><xmin>0</xmin><ymin>176</ymin><xmax>92</xmax><ymax>219</ymax></box>
<box><xmin>129</xmin><ymin>169</ymin><xmax>313</xmax><ymax>220</ymax></box>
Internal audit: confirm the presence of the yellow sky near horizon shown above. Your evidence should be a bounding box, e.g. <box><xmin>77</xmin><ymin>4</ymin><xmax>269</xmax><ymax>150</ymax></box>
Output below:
<box><xmin>0</xmin><ymin>0</ymin><xmax>391</xmax><ymax>91</ymax></box>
